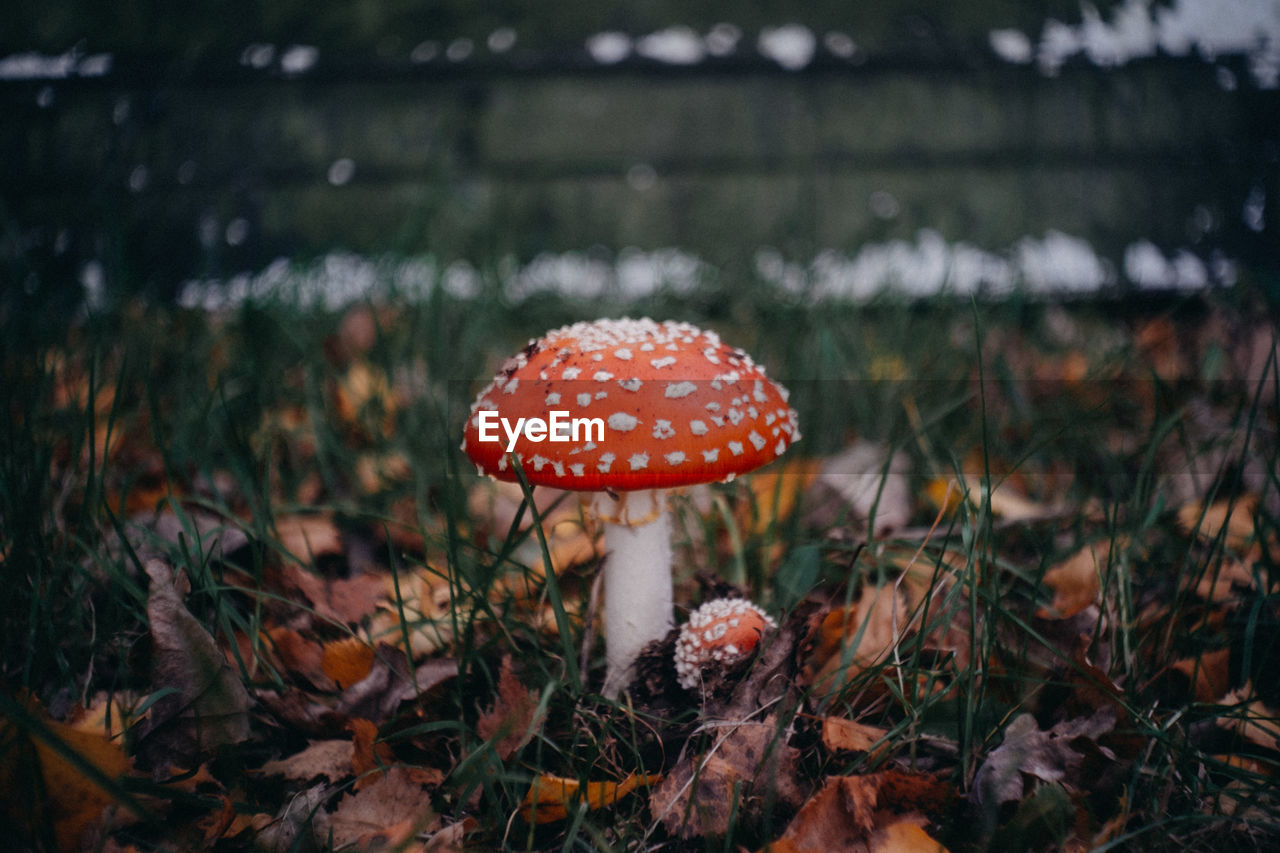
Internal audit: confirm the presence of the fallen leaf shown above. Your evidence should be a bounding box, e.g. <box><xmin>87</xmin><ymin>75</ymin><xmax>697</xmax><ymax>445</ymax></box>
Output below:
<box><xmin>330</xmin><ymin>765</ymin><xmax>439</xmax><ymax>848</ymax></box>
<box><xmin>767</xmin><ymin>771</ymin><xmax>950</xmax><ymax>853</ymax></box>
<box><xmin>259</xmin><ymin>739</ymin><xmax>353</xmax><ymax>783</ymax></box>
<box><xmin>267</xmin><ymin>626</ymin><xmax>334</xmax><ymax>690</ymax></box>
<box><xmin>322</xmin><ymin>636</ymin><xmax>376</xmax><ymax>689</ymax></box>
<box><xmin>1177</xmin><ymin>494</ymin><xmax>1258</xmax><ymax>552</ymax></box>
<box><xmin>1037</xmin><ymin>540</ymin><xmax>1120</xmax><ymax>620</ymax></box>
<box><xmin>871</xmin><ymin>819</ymin><xmax>950</xmax><ymax>852</ymax></box>
<box><xmin>0</xmin><ymin>702</ymin><xmax>137</xmax><ymax>852</ymax></box>
<box><xmin>476</xmin><ymin>656</ymin><xmax>544</xmax><ymax>761</ymax></box>
<box><xmin>971</xmin><ymin>708</ymin><xmax>1116</xmax><ymax>810</ymax></box>
<box><xmin>651</xmin><ymin>716</ymin><xmax>805</xmax><ymax>838</ymax></box>
<box><xmin>1217</xmin><ymin>686</ymin><xmax>1280</xmax><ymax>752</ymax></box>
<box><xmin>275</xmin><ymin>513</ymin><xmax>343</xmax><ymax>564</ymax></box>
<box><xmin>1170</xmin><ymin>648</ymin><xmax>1231</xmax><ymax>703</ymax></box>
<box><xmin>519</xmin><ymin>772</ymin><xmax>660</xmax><ymax>824</ymax></box>
<box><xmin>802</xmin><ymin>586</ymin><xmax>907</xmax><ymax>702</ymax></box>
<box><xmin>807</xmin><ymin>443</ymin><xmax>911</xmax><ymax>534</ymax></box>
<box><xmin>823</xmin><ymin>717</ymin><xmax>891</xmax><ymax>760</ymax></box>
<box><xmin>138</xmin><ymin>558</ymin><xmax>251</xmax><ymax>770</ymax></box>
<box><xmin>349</xmin><ymin>718</ymin><xmax>395</xmax><ymax>788</ymax></box>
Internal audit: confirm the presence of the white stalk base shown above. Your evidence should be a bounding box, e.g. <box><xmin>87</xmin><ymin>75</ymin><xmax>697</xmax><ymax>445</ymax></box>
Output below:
<box><xmin>600</xmin><ymin>506</ymin><xmax>674</xmax><ymax>698</ymax></box>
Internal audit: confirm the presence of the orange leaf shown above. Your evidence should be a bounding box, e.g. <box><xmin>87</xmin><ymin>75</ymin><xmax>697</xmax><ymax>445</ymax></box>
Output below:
<box><xmin>822</xmin><ymin>717</ymin><xmax>891</xmax><ymax>760</ymax></box>
<box><xmin>323</xmin><ymin>637</ymin><xmax>376</xmax><ymax>689</ymax></box>
<box><xmin>1037</xmin><ymin>540</ymin><xmax>1119</xmax><ymax>619</ymax></box>
<box><xmin>519</xmin><ymin>772</ymin><xmax>661</xmax><ymax>824</ymax></box>
<box><xmin>1177</xmin><ymin>494</ymin><xmax>1258</xmax><ymax>551</ymax></box>
<box><xmin>349</xmin><ymin>718</ymin><xmax>395</xmax><ymax>789</ymax></box>
<box><xmin>871</xmin><ymin>819</ymin><xmax>950</xmax><ymax>852</ymax></box>
<box><xmin>1170</xmin><ymin>648</ymin><xmax>1231</xmax><ymax>703</ymax></box>
<box><xmin>1</xmin><ymin>705</ymin><xmax>137</xmax><ymax>852</ymax></box>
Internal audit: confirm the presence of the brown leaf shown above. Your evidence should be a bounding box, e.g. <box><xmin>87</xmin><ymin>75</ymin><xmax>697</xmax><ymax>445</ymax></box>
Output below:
<box><xmin>822</xmin><ymin>717</ymin><xmax>891</xmax><ymax>760</ymax></box>
<box><xmin>651</xmin><ymin>716</ymin><xmax>805</xmax><ymax>838</ymax></box>
<box><xmin>802</xmin><ymin>586</ymin><xmax>907</xmax><ymax>702</ymax></box>
<box><xmin>1037</xmin><ymin>540</ymin><xmax>1118</xmax><ymax>620</ymax></box>
<box><xmin>971</xmin><ymin>708</ymin><xmax>1116</xmax><ymax>809</ymax></box>
<box><xmin>267</xmin><ymin>626</ymin><xmax>334</xmax><ymax>690</ymax></box>
<box><xmin>0</xmin><ymin>703</ymin><xmax>137</xmax><ymax>852</ymax></box>
<box><xmin>322</xmin><ymin>636</ymin><xmax>376</xmax><ymax>689</ymax></box>
<box><xmin>275</xmin><ymin>513</ymin><xmax>343</xmax><ymax>563</ymax></box>
<box><xmin>807</xmin><ymin>442</ymin><xmax>911</xmax><ymax>534</ymax></box>
<box><xmin>259</xmin><ymin>739</ymin><xmax>353</xmax><ymax>783</ymax></box>
<box><xmin>330</xmin><ymin>765</ymin><xmax>439</xmax><ymax>848</ymax></box>
<box><xmin>139</xmin><ymin>558</ymin><xmax>251</xmax><ymax>769</ymax></box>
<box><xmin>1170</xmin><ymin>648</ymin><xmax>1231</xmax><ymax>702</ymax></box>
<box><xmin>519</xmin><ymin>772</ymin><xmax>660</xmax><ymax>824</ymax></box>
<box><xmin>1217</xmin><ymin>686</ymin><xmax>1280</xmax><ymax>752</ymax></box>
<box><xmin>476</xmin><ymin>656</ymin><xmax>544</xmax><ymax>761</ymax></box>
<box><xmin>1177</xmin><ymin>494</ymin><xmax>1258</xmax><ymax>551</ymax></box>
<box><xmin>768</xmin><ymin>772</ymin><xmax>950</xmax><ymax>853</ymax></box>
<box><xmin>276</xmin><ymin>561</ymin><xmax>388</xmax><ymax>626</ymax></box>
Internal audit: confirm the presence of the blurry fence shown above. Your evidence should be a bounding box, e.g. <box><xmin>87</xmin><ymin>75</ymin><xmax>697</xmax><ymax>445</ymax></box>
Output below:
<box><xmin>3</xmin><ymin>53</ymin><xmax>1277</xmax><ymax>298</ymax></box>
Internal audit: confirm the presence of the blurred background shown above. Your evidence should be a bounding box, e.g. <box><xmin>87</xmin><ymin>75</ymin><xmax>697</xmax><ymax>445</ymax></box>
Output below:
<box><xmin>1</xmin><ymin>0</ymin><xmax>1277</xmax><ymax>311</ymax></box>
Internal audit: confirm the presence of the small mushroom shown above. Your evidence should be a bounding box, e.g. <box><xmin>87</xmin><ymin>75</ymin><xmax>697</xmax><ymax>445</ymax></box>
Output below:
<box><xmin>674</xmin><ymin>597</ymin><xmax>777</xmax><ymax>691</ymax></box>
<box><xmin>461</xmin><ymin>318</ymin><xmax>800</xmax><ymax>697</ymax></box>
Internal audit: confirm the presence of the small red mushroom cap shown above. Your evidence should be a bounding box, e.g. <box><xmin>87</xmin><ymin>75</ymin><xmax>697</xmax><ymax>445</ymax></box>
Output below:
<box><xmin>674</xmin><ymin>598</ymin><xmax>777</xmax><ymax>690</ymax></box>
<box><xmin>461</xmin><ymin>318</ymin><xmax>800</xmax><ymax>492</ymax></box>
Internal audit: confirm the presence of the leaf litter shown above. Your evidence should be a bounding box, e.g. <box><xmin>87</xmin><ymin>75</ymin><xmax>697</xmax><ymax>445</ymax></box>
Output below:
<box><xmin>3</xmin><ymin>298</ymin><xmax>1279</xmax><ymax>850</ymax></box>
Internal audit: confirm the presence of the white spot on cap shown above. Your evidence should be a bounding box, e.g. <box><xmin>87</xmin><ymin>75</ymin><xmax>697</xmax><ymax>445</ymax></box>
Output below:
<box><xmin>629</xmin><ymin>452</ymin><xmax>649</xmax><ymax>470</ymax></box>
<box><xmin>653</xmin><ymin>419</ymin><xmax>675</xmax><ymax>439</ymax></box>
<box><xmin>593</xmin><ymin>370</ymin><xmax>614</xmax><ymax>381</ymax></box>
<box><xmin>689</xmin><ymin>419</ymin><xmax>709</xmax><ymax>436</ymax></box>
<box><xmin>728</xmin><ymin>440</ymin><xmax>744</xmax><ymax>456</ymax></box>
<box><xmin>563</xmin><ymin>367</ymin><xmax>582</xmax><ymax>379</ymax></box>
<box><xmin>775</xmin><ymin>440</ymin><xmax>786</xmax><ymax>456</ymax></box>
<box><xmin>597</xmin><ymin>452</ymin><xmax>615</xmax><ymax>473</ymax></box>
<box><xmin>665</xmin><ymin>451</ymin><xmax>686</xmax><ymax>466</ymax></box>
<box><xmin>502</xmin><ymin>378</ymin><xmax>519</xmax><ymax>394</ymax></box>
<box><xmin>531</xmin><ymin>455</ymin><xmax>548</xmax><ymax>471</ymax></box>
<box><xmin>651</xmin><ymin>356</ymin><xmax>677</xmax><ymax>369</ymax></box>
<box><xmin>753</xmin><ymin>380</ymin><xmax>769</xmax><ymax>403</ymax></box>
<box><xmin>748</xmin><ymin>431</ymin><xmax>766</xmax><ymax>450</ymax></box>
<box><xmin>618</xmin><ymin>377</ymin><xmax>642</xmax><ymax>392</ymax></box>
<box><xmin>665</xmin><ymin>381</ymin><xmax>697</xmax><ymax>399</ymax></box>
<box><xmin>552</xmin><ymin>461</ymin><xmax>565</xmax><ymax>477</ymax></box>
<box><xmin>608</xmin><ymin>412</ymin><xmax>639</xmax><ymax>431</ymax></box>
<box><xmin>702</xmin><ymin>448</ymin><xmax>719</xmax><ymax>463</ymax></box>
<box><xmin>577</xmin><ymin>393</ymin><xmax>593</xmax><ymax>406</ymax></box>
<box><xmin>569</xmin><ymin>463</ymin><xmax>585</xmax><ymax>477</ymax></box>
<box><xmin>614</xmin><ymin>348</ymin><xmax>632</xmax><ymax>360</ymax></box>
<box><xmin>545</xmin><ymin>392</ymin><xmax>561</xmax><ymax>405</ymax></box>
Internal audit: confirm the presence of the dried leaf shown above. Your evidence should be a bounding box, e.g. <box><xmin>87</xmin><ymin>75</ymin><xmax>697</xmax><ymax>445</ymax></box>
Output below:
<box><xmin>972</xmin><ymin>708</ymin><xmax>1116</xmax><ymax>809</ymax></box>
<box><xmin>275</xmin><ymin>513</ymin><xmax>343</xmax><ymax>563</ymax></box>
<box><xmin>0</xmin><ymin>705</ymin><xmax>136</xmax><ymax>852</ymax></box>
<box><xmin>1217</xmin><ymin>686</ymin><xmax>1280</xmax><ymax>752</ymax></box>
<box><xmin>139</xmin><ymin>558</ymin><xmax>251</xmax><ymax>769</ymax></box>
<box><xmin>803</xmin><ymin>586</ymin><xmax>907</xmax><ymax>701</ymax></box>
<box><xmin>823</xmin><ymin>717</ymin><xmax>891</xmax><ymax>759</ymax></box>
<box><xmin>1177</xmin><ymin>494</ymin><xmax>1258</xmax><ymax>551</ymax></box>
<box><xmin>259</xmin><ymin>739</ymin><xmax>353</xmax><ymax>783</ymax></box>
<box><xmin>808</xmin><ymin>443</ymin><xmax>911</xmax><ymax>534</ymax></box>
<box><xmin>870</xmin><ymin>819</ymin><xmax>950</xmax><ymax>852</ymax></box>
<box><xmin>519</xmin><ymin>772</ymin><xmax>660</xmax><ymax>824</ymax></box>
<box><xmin>769</xmin><ymin>771</ymin><xmax>950</xmax><ymax>853</ymax></box>
<box><xmin>349</xmin><ymin>718</ymin><xmax>395</xmax><ymax>788</ymax></box>
<box><xmin>476</xmin><ymin>656</ymin><xmax>544</xmax><ymax>761</ymax></box>
<box><xmin>322</xmin><ymin>637</ymin><xmax>376</xmax><ymax>689</ymax></box>
<box><xmin>1170</xmin><ymin>648</ymin><xmax>1231</xmax><ymax>702</ymax></box>
<box><xmin>331</xmin><ymin>765</ymin><xmax>438</xmax><ymax>848</ymax></box>
<box><xmin>1037</xmin><ymin>540</ymin><xmax>1118</xmax><ymax>620</ymax></box>
<box><xmin>267</xmin><ymin>626</ymin><xmax>334</xmax><ymax>690</ymax></box>
<box><xmin>651</xmin><ymin>716</ymin><xmax>805</xmax><ymax>838</ymax></box>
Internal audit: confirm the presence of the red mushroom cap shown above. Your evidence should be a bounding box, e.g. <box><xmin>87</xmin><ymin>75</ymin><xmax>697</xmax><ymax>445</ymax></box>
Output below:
<box><xmin>461</xmin><ymin>318</ymin><xmax>800</xmax><ymax>492</ymax></box>
<box><xmin>674</xmin><ymin>597</ymin><xmax>777</xmax><ymax>690</ymax></box>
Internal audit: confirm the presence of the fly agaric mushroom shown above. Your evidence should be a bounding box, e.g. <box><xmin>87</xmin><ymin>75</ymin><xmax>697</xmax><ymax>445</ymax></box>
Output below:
<box><xmin>674</xmin><ymin>597</ymin><xmax>777</xmax><ymax>691</ymax></box>
<box><xmin>461</xmin><ymin>318</ymin><xmax>799</xmax><ymax>697</ymax></box>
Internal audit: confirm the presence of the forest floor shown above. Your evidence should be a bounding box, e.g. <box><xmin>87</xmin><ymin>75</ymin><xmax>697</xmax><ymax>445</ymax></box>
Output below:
<box><xmin>2</xmin><ymin>284</ymin><xmax>1278</xmax><ymax>851</ymax></box>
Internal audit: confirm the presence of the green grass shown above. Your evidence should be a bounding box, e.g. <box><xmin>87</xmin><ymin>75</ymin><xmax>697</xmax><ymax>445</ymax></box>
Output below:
<box><xmin>2</xmin><ymin>270</ymin><xmax>1279</xmax><ymax>850</ymax></box>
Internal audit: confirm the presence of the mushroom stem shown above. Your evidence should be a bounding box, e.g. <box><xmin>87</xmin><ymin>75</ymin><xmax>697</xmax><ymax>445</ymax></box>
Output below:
<box><xmin>600</xmin><ymin>499</ymin><xmax>674</xmax><ymax>698</ymax></box>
